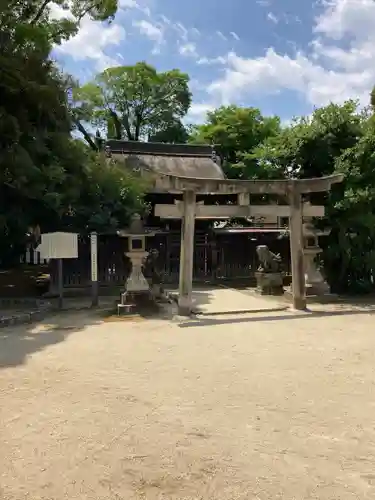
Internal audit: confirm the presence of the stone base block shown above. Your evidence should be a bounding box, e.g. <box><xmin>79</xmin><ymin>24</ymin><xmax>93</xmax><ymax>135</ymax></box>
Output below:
<box><xmin>255</xmin><ymin>272</ymin><xmax>284</xmax><ymax>296</ymax></box>
<box><xmin>305</xmin><ymin>282</ymin><xmax>330</xmax><ymax>296</ymax></box>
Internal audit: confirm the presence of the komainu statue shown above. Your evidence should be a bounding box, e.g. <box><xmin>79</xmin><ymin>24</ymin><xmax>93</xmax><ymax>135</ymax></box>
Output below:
<box><xmin>256</xmin><ymin>245</ymin><xmax>282</xmax><ymax>273</ymax></box>
<box><xmin>255</xmin><ymin>245</ymin><xmax>284</xmax><ymax>296</ymax></box>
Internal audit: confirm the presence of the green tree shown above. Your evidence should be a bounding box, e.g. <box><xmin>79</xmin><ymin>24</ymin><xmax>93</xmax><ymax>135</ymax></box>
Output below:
<box><xmin>73</xmin><ymin>62</ymin><xmax>192</xmax><ymax>144</ymax></box>
<box><xmin>148</xmin><ymin>119</ymin><xmax>190</xmax><ymax>143</ymax></box>
<box><xmin>0</xmin><ymin>2</ymin><xmax>146</xmax><ymax>267</ymax></box>
<box><xmin>323</xmin><ymin>117</ymin><xmax>375</xmax><ymax>293</ymax></box>
<box><xmin>190</xmin><ymin>106</ymin><xmax>281</xmax><ymax>178</ymax></box>
<box><xmin>252</xmin><ymin>101</ymin><xmax>374</xmax><ymax>293</ymax></box>
<box><xmin>2</xmin><ymin>0</ymin><xmax>120</xmax><ymax>45</ymax></box>
<box><xmin>254</xmin><ymin>101</ymin><xmax>363</xmax><ymax>179</ymax></box>
<box><xmin>0</xmin><ymin>15</ymin><xmax>73</xmax><ymax>265</ymax></box>
<box><xmin>370</xmin><ymin>86</ymin><xmax>375</xmax><ymax>112</ymax></box>
<box><xmin>61</xmin><ymin>148</ymin><xmax>147</xmax><ymax>233</ymax></box>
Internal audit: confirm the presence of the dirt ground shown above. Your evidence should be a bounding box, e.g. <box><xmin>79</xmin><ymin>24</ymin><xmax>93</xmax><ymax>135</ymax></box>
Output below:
<box><xmin>1</xmin><ymin>304</ymin><xmax>375</xmax><ymax>500</ymax></box>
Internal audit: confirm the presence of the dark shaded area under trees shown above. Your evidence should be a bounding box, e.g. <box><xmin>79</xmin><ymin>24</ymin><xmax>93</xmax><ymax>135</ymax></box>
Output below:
<box><xmin>0</xmin><ymin>0</ymin><xmax>147</xmax><ymax>268</ymax></box>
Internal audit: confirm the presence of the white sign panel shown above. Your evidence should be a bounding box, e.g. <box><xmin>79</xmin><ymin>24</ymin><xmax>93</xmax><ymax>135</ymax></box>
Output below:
<box><xmin>91</xmin><ymin>232</ymin><xmax>98</xmax><ymax>282</ymax></box>
<box><xmin>37</xmin><ymin>232</ymin><xmax>78</xmax><ymax>259</ymax></box>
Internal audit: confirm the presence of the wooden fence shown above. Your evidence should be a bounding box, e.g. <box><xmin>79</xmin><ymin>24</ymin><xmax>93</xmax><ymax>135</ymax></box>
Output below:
<box><xmin>20</xmin><ymin>247</ymin><xmax>49</xmax><ymax>265</ymax></box>
<box><xmin>48</xmin><ymin>230</ymin><xmax>291</xmax><ymax>292</ymax></box>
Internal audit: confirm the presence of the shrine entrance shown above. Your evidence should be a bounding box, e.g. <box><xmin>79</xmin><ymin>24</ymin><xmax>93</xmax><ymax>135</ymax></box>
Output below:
<box><xmin>151</xmin><ymin>227</ymin><xmax>290</xmax><ymax>285</ymax></box>
<box><xmin>153</xmin><ymin>174</ymin><xmax>344</xmax><ymax>315</ymax></box>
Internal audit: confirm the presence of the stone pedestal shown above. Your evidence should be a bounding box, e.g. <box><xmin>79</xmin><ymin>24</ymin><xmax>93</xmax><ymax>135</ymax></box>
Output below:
<box><xmin>303</xmin><ymin>222</ymin><xmax>330</xmax><ymax>297</ymax></box>
<box><xmin>304</xmin><ymin>248</ymin><xmax>330</xmax><ymax>295</ymax></box>
<box><xmin>255</xmin><ymin>272</ymin><xmax>284</xmax><ymax>296</ymax></box>
<box><xmin>125</xmin><ymin>251</ymin><xmax>150</xmax><ymax>293</ymax></box>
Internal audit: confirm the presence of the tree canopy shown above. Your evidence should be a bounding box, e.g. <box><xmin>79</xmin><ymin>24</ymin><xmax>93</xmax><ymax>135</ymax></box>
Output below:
<box><xmin>254</xmin><ymin>101</ymin><xmax>364</xmax><ymax>179</ymax></box>
<box><xmin>0</xmin><ymin>0</ymin><xmax>147</xmax><ymax>267</ymax></box>
<box><xmin>190</xmin><ymin>106</ymin><xmax>281</xmax><ymax>178</ymax></box>
<box><xmin>73</xmin><ymin>62</ymin><xmax>192</xmax><ymax>145</ymax></box>
<box><xmin>2</xmin><ymin>0</ymin><xmax>119</xmax><ymax>46</ymax></box>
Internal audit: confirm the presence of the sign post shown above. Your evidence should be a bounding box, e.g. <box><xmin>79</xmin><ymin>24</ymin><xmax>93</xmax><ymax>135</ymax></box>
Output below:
<box><xmin>36</xmin><ymin>232</ymin><xmax>78</xmax><ymax>310</ymax></box>
<box><xmin>90</xmin><ymin>232</ymin><xmax>99</xmax><ymax>307</ymax></box>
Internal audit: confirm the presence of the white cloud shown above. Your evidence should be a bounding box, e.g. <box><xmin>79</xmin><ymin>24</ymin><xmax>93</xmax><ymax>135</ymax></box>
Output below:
<box><xmin>141</xmin><ymin>6</ymin><xmax>151</xmax><ymax>17</ymax></box>
<box><xmin>119</xmin><ymin>0</ymin><xmax>139</xmax><ymax>7</ymax></box>
<box><xmin>197</xmin><ymin>56</ymin><xmax>226</xmax><ymax>66</ymax></box>
<box><xmin>267</xmin><ymin>12</ymin><xmax>278</xmax><ymax>24</ymax></box>
<box><xmin>230</xmin><ymin>31</ymin><xmax>240</xmax><ymax>41</ymax></box>
<box><xmin>173</xmin><ymin>22</ymin><xmax>189</xmax><ymax>41</ymax></box>
<box><xmin>207</xmin><ymin>0</ymin><xmax>375</xmax><ymax>110</ymax></box>
<box><xmin>160</xmin><ymin>14</ymin><xmax>171</xmax><ymax>25</ymax></box>
<box><xmin>132</xmin><ymin>19</ymin><xmax>164</xmax><ymax>51</ymax></box>
<box><xmin>179</xmin><ymin>43</ymin><xmax>198</xmax><ymax>57</ymax></box>
<box><xmin>119</xmin><ymin>0</ymin><xmax>152</xmax><ymax>17</ymax></box>
<box><xmin>186</xmin><ymin>103</ymin><xmax>215</xmax><ymax>124</ymax></box>
<box><xmin>216</xmin><ymin>30</ymin><xmax>227</xmax><ymax>41</ymax></box>
<box><xmin>314</xmin><ymin>0</ymin><xmax>375</xmax><ymax>40</ymax></box>
<box><xmin>55</xmin><ymin>15</ymin><xmax>125</xmax><ymax>70</ymax></box>
<box><xmin>49</xmin><ymin>2</ymin><xmax>74</xmax><ymax>20</ymax></box>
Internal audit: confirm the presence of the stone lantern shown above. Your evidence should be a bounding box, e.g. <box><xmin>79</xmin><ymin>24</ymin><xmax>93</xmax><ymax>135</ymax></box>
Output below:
<box><xmin>117</xmin><ymin>214</ymin><xmax>156</xmax><ymax>312</ymax></box>
<box><xmin>303</xmin><ymin>221</ymin><xmax>331</xmax><ymax>295</ymax></box>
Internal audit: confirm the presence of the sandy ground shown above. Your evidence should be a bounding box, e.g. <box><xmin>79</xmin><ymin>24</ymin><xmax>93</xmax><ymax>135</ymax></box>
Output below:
<box><xmin>1</xmin><ymin>303</ymin><xmax>375</xmax><ymax>499</ymax></box>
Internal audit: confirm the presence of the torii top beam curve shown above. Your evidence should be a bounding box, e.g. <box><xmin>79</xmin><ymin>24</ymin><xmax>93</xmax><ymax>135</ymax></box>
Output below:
<box><xmin>153</xmin><ymin>173</ymin><xmax>344</xmax><ymax>195</ymax></box>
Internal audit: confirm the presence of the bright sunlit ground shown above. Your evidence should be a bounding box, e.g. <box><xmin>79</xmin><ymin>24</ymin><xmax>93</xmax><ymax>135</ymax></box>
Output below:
<box><xmin>1</xmin><ymin>304</ymin><xmax>375</xmax><ymax>500</ymax></box>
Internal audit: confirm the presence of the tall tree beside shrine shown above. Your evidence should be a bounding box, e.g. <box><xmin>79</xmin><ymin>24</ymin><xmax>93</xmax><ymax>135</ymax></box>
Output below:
<box><xmin>254</xmin><ymin>101</ymin><xmax>375</xmax><ymax>293</ymax></box>
<box><xmin>0</xmin><ymin>0</ymin><xmax>147</xmax><ymax>267</ymax></box>
<box><xmin>73</xmin><ymin>63</ymin><xmax>192</xmax><ymax>144</ymax></box>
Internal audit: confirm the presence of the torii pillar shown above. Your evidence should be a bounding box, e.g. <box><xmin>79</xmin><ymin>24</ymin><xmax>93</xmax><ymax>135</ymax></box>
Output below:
<box><xmin>288</xmin><ymin>181</ymin><xmax>306</xmax><ymax>310</ymax></box>
<box><xmin>178</xmin><ymin>190</ymin><xmax>196</xmax><ymax>315</ymax></box>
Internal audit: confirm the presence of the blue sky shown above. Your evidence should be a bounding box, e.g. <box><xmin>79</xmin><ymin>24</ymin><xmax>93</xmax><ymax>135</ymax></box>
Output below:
<box><xmin>52</xmin><ymin>0</ymin><xmax>375</xmax><ymax>125</ymax></box>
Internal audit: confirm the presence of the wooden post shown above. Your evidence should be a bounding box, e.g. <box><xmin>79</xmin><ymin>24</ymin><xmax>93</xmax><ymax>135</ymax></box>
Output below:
<box><xmin>57</xmin><ymin>258</ymin><xmax>63</xmax><ymax>310</ymax></box>
<box><xmin>90</xmin><ymin>232</ymin><xmax>99</xmax><ymax>307</ymax></box>
<box><xmin>288</xmin><ymin>183</ymin><xmax>306</xmax><ymax>310</ymax></box>
<box><xmin>238</xmin><ymin>193</ymin><xmax>250</xmax><ymax>206</ymax></box>
<box><xmin>178</xmin><ymin>190</ymin><xmax>196</xmax><ymax>316</ymax></box>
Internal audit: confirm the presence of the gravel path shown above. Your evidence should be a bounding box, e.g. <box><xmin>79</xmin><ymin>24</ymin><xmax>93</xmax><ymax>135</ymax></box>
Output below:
<box><xmin>1</xmin><ymin>306</ymin><xmax>375</xmax><ymax>499</ymax></box>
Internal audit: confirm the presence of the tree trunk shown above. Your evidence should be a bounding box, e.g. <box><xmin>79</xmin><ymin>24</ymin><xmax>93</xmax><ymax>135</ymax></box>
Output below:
<box><xmin>30</xmin><ymin>0</ymin><xmax>51</xmax><ymax>24</ymax></box>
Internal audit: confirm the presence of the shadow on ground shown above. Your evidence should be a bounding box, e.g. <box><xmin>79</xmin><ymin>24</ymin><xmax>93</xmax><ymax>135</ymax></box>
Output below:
<box><xmin>0</xmin><ymin>309</ymin><xmax>104</xmax><ymax>369</ymax></box>
<box><xmin>166</xmin><ymin>287</ymin><xmax>218</xmax><ymax>311</ymax></box>
<box><xmin>179</xmin><ymin>304</ymin><xmax>375</xmax><ymax>328</ymax></box>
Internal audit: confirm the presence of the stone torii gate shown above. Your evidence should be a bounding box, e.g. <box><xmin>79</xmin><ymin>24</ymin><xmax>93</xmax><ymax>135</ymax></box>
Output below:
<box><xmin>153</xmin><ymin>174</ymin><xmax>344</xmax><ymax>315</ymax></box>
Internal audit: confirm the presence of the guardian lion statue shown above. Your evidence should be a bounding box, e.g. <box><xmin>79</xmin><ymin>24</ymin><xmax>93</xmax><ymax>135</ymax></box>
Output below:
<box><xmin>256</xmin><ymin>245</ymin><xmax>282</xmax><ymax>273</ymax></box>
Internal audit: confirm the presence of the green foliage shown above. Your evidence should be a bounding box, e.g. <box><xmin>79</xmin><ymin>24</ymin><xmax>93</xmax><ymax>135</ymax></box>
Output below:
<box><xmin>254</xmin><ymin>101</ymin><xmax>363</xmax><ymax>179</ymax></box>
<box><xmin>0</xmin><ymin>11</ymin><xmax>72</xmax><ymax>265</ymax></box>
<box><xmin>0</xmin><ymin>0</ymin><xmax>146</xmax><ymax>268</ymax></box>
<box><xmin>148</xmin><ymin>119</ymin><xmax>190</xmax><ymax>143</ymax></box>
<box><xmin>62</xmin><ymin>151</ymin><xmax>147</xmax><ymax>233</ymax></box>
<box><xmin>73</xmin><ymin>62</ymin><xmax>192</xmax><ymax>143</ymax></box>
<box><xmin>245</xmin><ymin>101</ymin><xmax>374</xmax><ymax>293</ymax></box>
<box><xmin>190</xmin><ymin>106</ymin><xmax>281</xmax><ymax>178</ymax></box>
<box><xmin>2</xmin><ymin>0</ymin><xmax>119</xmax><ymax>46</ymax></box>
<box><xmin>322</xmin><ymin>118</ymin><xmax>375</xmax><ymax>293</ymax></box>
